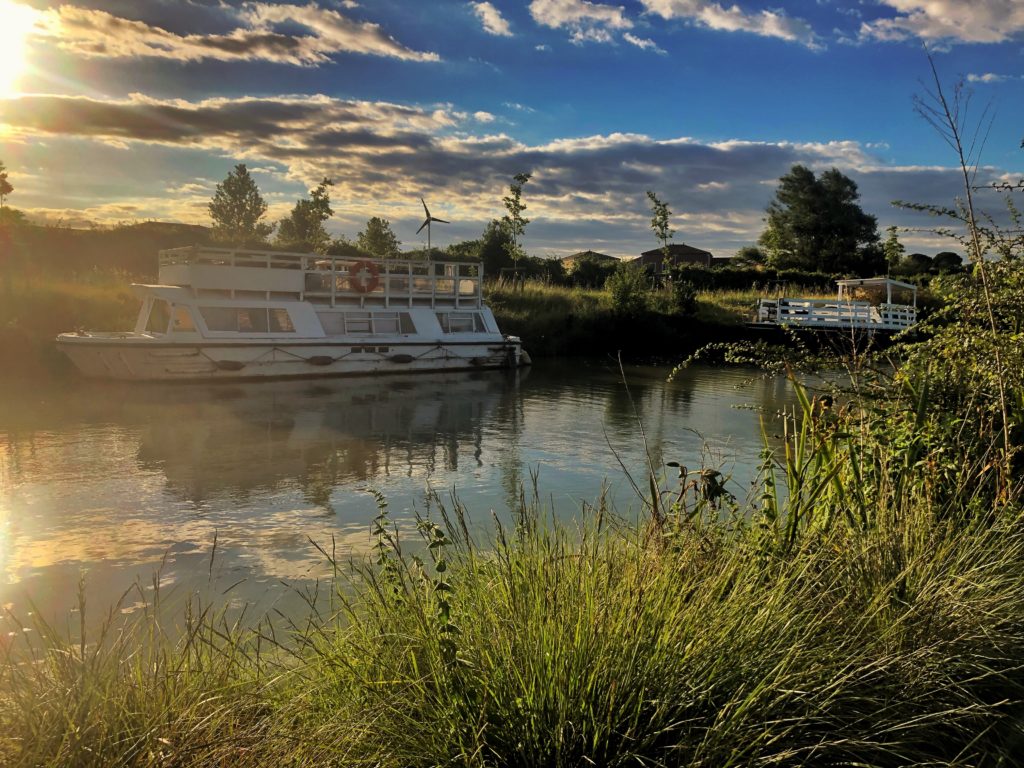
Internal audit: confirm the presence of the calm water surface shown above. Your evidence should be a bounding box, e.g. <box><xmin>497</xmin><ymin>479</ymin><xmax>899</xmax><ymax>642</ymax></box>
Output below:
<box><xmin>0</xmin><ymin>361</ymin><xmax>796</xmax><ymax>620</ymax></box>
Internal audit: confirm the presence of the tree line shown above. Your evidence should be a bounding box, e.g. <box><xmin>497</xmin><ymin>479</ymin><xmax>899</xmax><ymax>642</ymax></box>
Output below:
<box><xmin>1</xmin><ymin>157</ymin><xmax>962</xmax><ymax>280</ymax></box>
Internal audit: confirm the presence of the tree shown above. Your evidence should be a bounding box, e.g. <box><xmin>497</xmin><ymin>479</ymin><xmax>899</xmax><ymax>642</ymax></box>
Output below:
<box><xmin>646</xmin><ymin>191</ymin><xmax>674</xmax><ymax>258</ymax></box>
<box><xmin>883</xmin><ymin>225</ymin><xmax>905</xmax><ymax>271</ymax></box>
<box><xmin>209</xmin><ymin>164</ymin><xmax>273</xmax><ymax>245</ymax></box>
<box><xmin>501</xmin><ymin>172</ymin><xmax>531</xmax><ymax>269</ymax></box>
<box><xmin>897</xmin><ymin>252</ymin><xmax>934</xmax><ymax>275</ymax></box>
<box><xmin>933</xmin><ymin>251</ymin><xmax>964</xmax><ymax>273</ymax></box>
<box><xmin>568</xmin><ymin>253</ymin><xmax>618</xmax><ymax>288</ymax></box>
<box><xmin>356</xmin><ymin>216</ymin><xmax>401</xmax><ymax>258</ymax></box>
<box><xmin>607</xmin><ymin>260</ymin><xmax>649</xmax><ymax>316</ymax></box>
<box><xmin>732</xmin><ymin>245</ymin><xmax>766</xmax><ymax>266</ymax></box>
<box><xmin>479</xmin><ymin>219</ymin><xmax>514</xmax><ymax>277</ymax></box>
<box><xmin>0</xmin><ymin>161</ymin><xmax>13</xmax><ymax>208</ymax></box>
<box><xmin>276</xmin><ymin>178</ymin><xmax>334</xmax><ymax>253</ymax></box>
<box><xmin>758</xmin><ymin>164</ymin><xmax>883</xmax><ymax>276</ymax></box>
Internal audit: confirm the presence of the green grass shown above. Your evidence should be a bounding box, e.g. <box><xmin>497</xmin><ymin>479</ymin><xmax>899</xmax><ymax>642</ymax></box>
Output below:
<box><xmin>0</xmin><ymin>270</ymin><xmax>136</xmax><ymax>380</ymax></box>
<box><xmin>694</xmin><ymin>287</ymin><xmax>833</xmax><ymax>325</ymax></box>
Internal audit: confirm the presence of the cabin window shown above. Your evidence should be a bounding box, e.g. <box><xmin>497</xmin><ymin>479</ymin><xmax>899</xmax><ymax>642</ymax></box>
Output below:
<box><xmin>145</xmin><ymin>300</ymin><xmax>171</xmax><ymax>334</ymax></box>
<box><xmin>345</xmin><ymin>313</ymin><xmax>372</xmax><ymax>335</ymax></box>
<box><xmin>172</xmin><ymin>306</ymin><xmax>195</xmax><ymax>332</ymax></box>
<box><xmin>372</xmin><ymin>313</ymin><xmax>400</xmax><ymax>334</ymax></box>
<box><xmin>317</xmin><ymin>311</ymin><xmax>414</xmax><ymax>336</ymax></box>
<box><xmin>437</xmin><ymin>312</ymin><xmax>485</xmax><ymax>333</ymax></box>
<box><xmin>199</xmin><ymin>307</ymin><xmax>295</xmax><ymax>334</ymax></box>
<box><xmin>269</xmin><ymin>308</ymin><xmax>295</xmax><ymax>333</ymax></box>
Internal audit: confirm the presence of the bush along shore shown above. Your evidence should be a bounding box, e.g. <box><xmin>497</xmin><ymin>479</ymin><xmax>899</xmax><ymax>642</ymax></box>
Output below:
<box><xmin>2</xmin><ymin>258</ymin><xmax>1024</xmax><ymax>766</ymax></box>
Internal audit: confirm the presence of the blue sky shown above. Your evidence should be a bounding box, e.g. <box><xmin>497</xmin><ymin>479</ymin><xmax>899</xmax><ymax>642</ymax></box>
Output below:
<box><xmin>2</xmin><ymin>0</ymin><xmax>1024</xmax><ymax>258</ymax></box>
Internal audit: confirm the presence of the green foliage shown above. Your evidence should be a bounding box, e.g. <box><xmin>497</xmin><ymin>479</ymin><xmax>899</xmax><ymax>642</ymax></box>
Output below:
<box><xmin>645</xmin><ymin>190</ymin><xmax>674</xmax><ymax>256</ymax></box>
<box><xmin>0</xmin><ymin>160</ymin><xmax>13</xmax><ymax>207</ymax></box>
<box><xmin>731</xmin><ymin>245</ymin><xmax>765</xmax><ymax>266</ymax></box>
<box><xmin>759</xmin><ymin>164</ymin><xmax>884</xmax><ymax>276</ymax></box>
<box><xmin>479</xmin><ymin>219</ymin><xmax>513</xmax><ymax>276</ymax></box>
<box><xmin>501</xmin><ymin>172</ymin><xmax>531</xmax><ymax>267</ymax></box>
<box><xmin>606</xmin><ymin>260</ymin><xmax>649</xmax><ymax>316</ymax></box>
<box><xmin>894</xmin><ymin>251</ymin><xmax>933</xmax><ymax>275</ymax></box>
<box><xmin>666</xmin><ymin>267</ymin><xmax>696</xmax><ymax>316</ymax></box>
<box><xmin>276</xmin><ymin>178</ymin><xmax>334</xmax><ymax>253</ymax></box>
<box><xmin>208</xmin><ymin>164</ymin><xmax>273</xmax><ymax>246</ymax></box>
<box><xmin>567</xmin><ymin>253</ymin><xmax>618</xmax><ymax>287</ymax></box>
<box><xmin>356</xmin><ymin>216</ymin><xmax>401</xmax><ymax>258</ymax></box>
<box><xmin>933</xmin><ymin>250</ymin><xmax>964</xmax><ymax>272</ymax></box>
<box><xmin>883</xmin><ymin>224</ymin><xmax>905</xmax><ymax>269</ymax></box>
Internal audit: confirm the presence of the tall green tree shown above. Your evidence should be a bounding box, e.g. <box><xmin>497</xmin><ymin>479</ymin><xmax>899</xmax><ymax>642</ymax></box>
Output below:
<box><xmin>479</xmin><ymin>219</ymin><xmax>513</xmax><ymax>277</ymax></box>
<box><xmin>646</xmin><ymin>190</ymin><xmax>674</xmax><ymax>258</ymax></box>
<box><xmin>0</xmin><ymin>161</ymin><xmax>13</xmax><ymax>208</ymax></box>
<box><xmin>357</xmin><ymin>216</ymin><xmax>401</xmax><ymax>257</ymax></box>
<box><xmin>276</xmin><ymin>178</ymin><xmax>334</xmax><ymax>253</ymax></box>
<box><xmin>883</xmin><ymin>225</ymin><xmax>905</xmax><ymax>271</ymax></box>
<box><xmin>501</xmin><ymin>172</ymin><xmax>531</xmax><ymax>269</ymax></box>
<box><xmin>758</xmin><ymin>164</ymin><xmax>883</xmax><ymax>276</ymax></box>
<box><xmin>208</xmin><ymin>164</ymin><xmax>273</xmax><ymax>245</ymax></box>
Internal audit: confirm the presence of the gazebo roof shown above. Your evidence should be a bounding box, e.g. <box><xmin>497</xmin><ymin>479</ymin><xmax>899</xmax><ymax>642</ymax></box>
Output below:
<box><xmin>835</xmin><ymin>277</ymin><xmax>916</xmax><ymax>292</ymax></box>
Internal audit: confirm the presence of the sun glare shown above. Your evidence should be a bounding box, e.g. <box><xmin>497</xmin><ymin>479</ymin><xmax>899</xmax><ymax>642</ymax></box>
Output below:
<box><xmin>0</xmin><ymin>0</ymin><xmax>41</xmax><ymax>97</ymax></box>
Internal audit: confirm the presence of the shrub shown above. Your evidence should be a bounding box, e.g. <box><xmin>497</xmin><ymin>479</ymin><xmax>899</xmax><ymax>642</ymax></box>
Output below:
<box><xmin>607</xmin><ymin>261</ymin><xmax>649</xmax><ymax>316</ymax></box>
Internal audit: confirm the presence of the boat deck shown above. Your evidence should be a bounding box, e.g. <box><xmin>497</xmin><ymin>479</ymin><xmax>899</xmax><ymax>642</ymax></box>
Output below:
<box><xmin>159</xmin><ymin>246</ymin><xmax>484</xmax><ymax>308</ymax></box>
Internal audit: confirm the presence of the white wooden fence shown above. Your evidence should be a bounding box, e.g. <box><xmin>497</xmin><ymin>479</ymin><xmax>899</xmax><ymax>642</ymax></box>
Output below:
<box><xmin>756</xmin><ymin>298</ymin><xmax>916</xmax><ymax>331</ymax></box>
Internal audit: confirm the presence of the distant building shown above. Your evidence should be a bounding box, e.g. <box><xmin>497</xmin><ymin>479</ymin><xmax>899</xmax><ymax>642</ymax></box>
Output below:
<box><xmin>635</xmin><ymin>243</ymin><xmax>714</xmax><ymax>273</ymax></box>
<box><xmin>561</xmin><ymin>250</ymin><xmax>617</xmax><ymax>270</ymax></box>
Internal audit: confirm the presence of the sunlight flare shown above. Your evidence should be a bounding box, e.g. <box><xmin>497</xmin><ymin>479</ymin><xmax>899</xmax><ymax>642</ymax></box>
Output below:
<box><xmin>0</xmin><ymin>0</ymin><xmax>41</xmax><ymax>96</ymax></box>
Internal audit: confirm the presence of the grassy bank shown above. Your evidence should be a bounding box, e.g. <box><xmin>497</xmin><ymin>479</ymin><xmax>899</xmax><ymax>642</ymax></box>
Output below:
<box><xmin>486</xmin><ymin>282</ymin><xmax>825</xmax><ymax>359</ymax></box>
<box><xmin>0</xmin><ymin>273</ymin><xmax>814</xmax><ymax>382</ymax></box>
<box><xmin>0</xmin><ymin>272</ymin><xmax>137</xmax><ymax>380</ymax></box>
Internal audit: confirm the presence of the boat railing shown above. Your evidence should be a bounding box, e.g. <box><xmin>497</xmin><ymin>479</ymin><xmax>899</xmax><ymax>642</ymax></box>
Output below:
<box><xmin>756</xmin><ymin>298</ymin><xmax>916</xmax><ymax>331</ymax></box>
<box><xmin>158</xmin><ymin>246</ymin><xmax>484</xmax><ymax>308</ymax></box>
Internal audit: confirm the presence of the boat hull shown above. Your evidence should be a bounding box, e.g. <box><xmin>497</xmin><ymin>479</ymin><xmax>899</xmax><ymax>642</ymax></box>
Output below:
<box><xmin>57</xmin><ymin>338</ymin><xmax>527</xmax><ymax>381</ymax></box>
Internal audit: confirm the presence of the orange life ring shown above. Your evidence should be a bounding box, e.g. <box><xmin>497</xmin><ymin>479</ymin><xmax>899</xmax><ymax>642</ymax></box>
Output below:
<box><xmin>348</xmin><ymin>260</ymin><xmax>380</xmax><ymax>293</ymax></box>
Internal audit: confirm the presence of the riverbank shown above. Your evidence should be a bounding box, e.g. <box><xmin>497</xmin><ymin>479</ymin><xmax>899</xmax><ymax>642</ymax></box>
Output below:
<box><xmin>0</xmin><ymin>273</ymin><xmax>821</xmax><ymax>385</ymax></box>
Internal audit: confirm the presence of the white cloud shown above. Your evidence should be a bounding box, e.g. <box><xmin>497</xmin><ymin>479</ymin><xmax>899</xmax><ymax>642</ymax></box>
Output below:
<box><xmin>33</xmin><ymin>2</ymin><xmax>440</xmax><ymax>65</ymax></box>
<box><xmin>860</xmin><ymin>0</ymin><xmax>1024</xmax><ymax>44</ymax></box>
<box><xmin>471</xmin><ymin>2</ymin><xmax>513</xmax><ymax>36</ymax></box>
<box><xmin>473</xmin><ymin>111</ymin><xmax>496</xmax><ymax>122</ymax></box>
<box><xmin>623</xmin><ymin>32</ymin><xmax>666</xmax><ymax>53</ymax></box>
<box><xmin>966</xmin><ymin>73</ymin><xmax>1018</xmax><ymax>83</ymax></box>
<box><xmin>529</xmin><ymin>0</ymin><xmax>632</xmax><ymax>45</ymax></box>
<box><xmin>639</xmin><ymin>0</ymin><xmax>821</xmax><ymax>49</ymax></box>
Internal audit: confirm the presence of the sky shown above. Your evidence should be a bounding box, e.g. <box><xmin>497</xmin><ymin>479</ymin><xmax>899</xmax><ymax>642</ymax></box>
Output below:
<box><xmin>1</xmin><ymin>0</ymin><xmax>1023</xmax><ymax>259</ymax></box>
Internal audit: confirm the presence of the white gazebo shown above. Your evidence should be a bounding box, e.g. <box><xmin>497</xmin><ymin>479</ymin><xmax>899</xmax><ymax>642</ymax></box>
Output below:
<box><xmin>755</xmin><ymin>277</ymin><xmax>917</xmax><ymax>332</ymax></box>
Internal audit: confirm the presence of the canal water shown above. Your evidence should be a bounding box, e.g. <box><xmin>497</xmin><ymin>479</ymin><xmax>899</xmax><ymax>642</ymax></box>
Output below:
<box><xmin>0</xmin><ymin>361</ymin><xmax>797</xmax><ymax>622</ymax></box>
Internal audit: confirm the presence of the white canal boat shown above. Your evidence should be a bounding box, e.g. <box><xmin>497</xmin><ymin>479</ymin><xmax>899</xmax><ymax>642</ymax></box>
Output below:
<box><xmin>753</xmin><ymin>277</ymin><xmax>917</xmax><ymax>333</ymax></box>
<box><xmin>57</xmin><ymin>246</ymin><xmax>530</xmax><ymax>381</ymax></box>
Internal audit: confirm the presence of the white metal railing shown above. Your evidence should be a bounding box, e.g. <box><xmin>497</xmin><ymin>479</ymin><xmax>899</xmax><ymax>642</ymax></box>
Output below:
<box><xmin>158</xmin><ymin>246</ymin><xmax>484</xmax><ymax>308</ymax></box>
<box><xmin>756</xmin><ymin>298</ymin><xmax>916</xmax><ymax>331</ymax></box>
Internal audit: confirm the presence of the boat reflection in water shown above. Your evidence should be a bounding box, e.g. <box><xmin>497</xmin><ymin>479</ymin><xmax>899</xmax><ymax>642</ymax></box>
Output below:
<box><xmin>0</xmin><ymin>369</ymin><xmax>528</xmax><ymax>620</ymax></box>
<box><xmin>135</xmin><ymin>370</ymin><xmax>519</xmax><ymax>510</ymax></box>
<box><xmin>0</xmin><ymin>361</ymin><xmax>799</xmax><ymax>623</ymax></box>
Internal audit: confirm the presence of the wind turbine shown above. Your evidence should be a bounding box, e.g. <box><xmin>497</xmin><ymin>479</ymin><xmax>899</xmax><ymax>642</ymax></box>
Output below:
<box><xmin>416</xmin><ymin>197</ymin><xmax>449</xmax><ymax>254</ymax></box>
